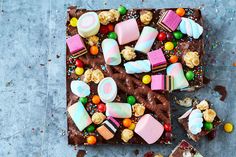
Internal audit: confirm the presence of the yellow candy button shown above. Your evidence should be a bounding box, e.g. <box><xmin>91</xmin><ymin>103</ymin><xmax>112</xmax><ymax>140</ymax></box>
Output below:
<box><xmin>70</xmin><ymin>17</ymin><xmax>78</xmax><ymax>27</ymax></box>
<box><xmin>128</xmin><ymin>123</ymin><xmax>136</xmax><ymax>130</ymax></box>
<box><xmin>224</xmin><ymin>122</ymin><xmax>234</xmax><ymax>133</ymax></box>
<box><xmin>165</xmin><ymin>42</ymin><xmax>174</xmax><ymax>51</ymax></box>
<box><xmin>142</xmin><ymin>75</ymin><xmax>151</xmax><ymax>84</ymax></box>
<box><xmin>75</xmin><ymin>67</ymin><xmax>84</xmax><ymax>76</ymax></box>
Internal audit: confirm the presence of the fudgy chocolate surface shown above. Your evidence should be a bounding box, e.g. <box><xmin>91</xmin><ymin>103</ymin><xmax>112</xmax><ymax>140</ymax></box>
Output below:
<box><xmin>66</xmin><ymin>7</ymin><xmax>204</xmax><ymax>145</ymax></box>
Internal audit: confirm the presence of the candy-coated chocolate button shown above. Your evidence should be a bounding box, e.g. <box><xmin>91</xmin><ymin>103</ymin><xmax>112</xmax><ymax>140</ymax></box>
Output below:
<box><xmin>92</xmin><ymin>95</ymin><xmax>100</xmax><ymax>104</ymax></box>
<box><xmin>169</xmin><ymin>55</ymin><xmax>178</xmax><ymax>63</ymax></box>
<box><xmin>118</xmin><ymin>6</ymin><xmax>127</xmax><ymax>15</ymax></box>
<box><xmin>70</xmin><ymin>17</ymin><xmax>78</xmax><ymax>27</ymax></box>
<box><xmin>172</xmin><ymin>40</ymin><xmax>177</xmax><ymax>47</ymax></box>
<box><xmin>207</xmin><ymin>129</ymin><xmax>216</xmax><ymax>140</ymax></box>
<box><xmin>97</xmin><ymin>103</ymin><xmax>106</xmax><ymax>112</ymax></box>
<box><xmin>164</xmin><ymin>123</ymin><xmax>172</xmax><ymax>132</ymax></box>
<box><xmin>79</xmin><ymin>97</ymin><xmax>88</xmax><ymax>104</ymax></box>
<box><xmin>166</xmin><ymin>32</ymin><xmax>173</xmax><ymax>41</ymax></box>
<box><xmin>108</xmin><ymin>32</ymin><xmax>117</xmax><ymax>40</ymax></box>
<box><xmin>176</xmin><ymin>8</ymin><xmax>186</xmax><ymax>17</ymax></box>
<box><xmin>224</xmin><ymin>122</ymin><xmax>234</xmax><ymax>133</ymax></box>
<box><xmin>173</xmin><ymin>31</ymin><xmax>183</xmax><ymax>40</ymax></box>
<box><xmin>87</xmin><ymin>135</ymin><xmax>97</xmax><ymax>145</ymax></box>
<box><xmin>107</xmin><ymin>24</ymin><xmax>114</xmax><ymax>32</ymax></box>
<box><xmin>142</xmin><ymin>75</ymin><xmax>151</xmax><ymax>84</ymax></box>
<box><xmin>204</xmin><ymin>122</ymin><xmax>213</xmax><ymax>131</ymax></box>
<box><xmin>75</xmin><ymin>59</ymin><xmax>84</xmax><ymax>67</ymax></box>
<box><xmin>127</xmin><ymin>96</ymin><xmax>136</xmax><ymax>105</ymax></box>
<box><xmin>86</xmin><ymin>124</ymin><xmax>95</xmax><ymax>133</ymax></box>
<box><xmin>100</xmin><ymin>25</ymin><xmax>109</xmax><ymax>34</ymax></box>
<box><xmin>75</xmin><ymin>67</ymin><xmax>84</xmax><ymax>75</ymax></box>
<box><xmin>90</xmin><ymin>46</ymin><xmax>99</xmax><ymax>55</ymax></box>
<box><xmin>123</xmin><ymin>118</ymin><xmax>132</xmax><ymax>127</ymax></box>
<box><xmin>128</xmin><ymin>123</ymin><xmax>136</xmax><ymax>130</ymax></box>
<box><xmin>164</xmin><ymin>42</ymin><xmax>174</xmax><ymax>51</ymax></box>
<box><xmin>157</xmin><ymin>32</ymin><xmax>166</xmax><ymax>41</ymax></box>
<box><xmin>185</xmin><ymin>71</ymin><xmax>195</xmax><ymax>81</ymax></box>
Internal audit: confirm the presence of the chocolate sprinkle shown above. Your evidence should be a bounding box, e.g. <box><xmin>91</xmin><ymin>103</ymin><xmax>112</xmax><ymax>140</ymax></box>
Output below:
<box><xmin>214</xmin><ymin>85</ymin><xmax>227</xmax><ymax>101</ymax></box>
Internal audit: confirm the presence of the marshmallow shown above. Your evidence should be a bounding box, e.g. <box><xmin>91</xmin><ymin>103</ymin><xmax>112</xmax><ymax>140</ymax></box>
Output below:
<box><xmin>178</xmin><ymin>17</ymin><xmax>203</xmax><ymax>39</ymax></box>
<box><xmin>98</xmin><ymin>77</ymin><xmax>117</xmax><ymax>103</ymax></box>
<box><xmin>135</xmin><ymin>114</ymin><xmax>164</xmax><ymax>144</ymax></box>
<box><xmin>166</xmin><ymin>63</ymin><xmax>189</xmax><ymax>90</ymax></box>
<box><xmin>102</xmin><ymin>39</ymin><xmax>121</xmax><ymax>66</ymax></box>
<box><xmin>135</xmin><ymin>26</ymin><xmax>158</xmax><ymax>54</ymax></box>
<box><xmin>70</xmin><ymin>80</ymin><xmax>90</xmax><ymax>97</ymax></box>
<box><xmin>188</xmin><ymin>109</ymin><xmax>203</xmax><ymax>135</ymax></box>
<box><xmin>67</xmin><ymin>101</ymin><xmax>92</xmax><ymax>131</ymax></box>
<box><xmin>77</xmin><ymin>12</ymin><xmax>100</xmax><ymax>38</ymax></box>
<box><xmin>106</xmin><ymin>103</ymin><xmax>132</xmax><ymax>118</ymax></box>
<box><xmin>124</xmin><ymin>60</ymin><xmax>151</xmax><ymax>74</ymax></box>
<box><xmin>115</xmin><ymin>19</ymin><xmax>140</xmax><ymax>45</ymax></box>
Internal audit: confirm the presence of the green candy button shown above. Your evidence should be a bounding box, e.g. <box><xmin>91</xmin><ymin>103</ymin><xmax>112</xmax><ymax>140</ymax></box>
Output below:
<box><xmin>118</xmin><ymin>6</ymin><xmax>127</xmax><ymax>15</ymax></box>
<box><xmin>80</xmin><ymin>97</ymin><xmax>88</xmax><ymax>104</ymax></box>
<box><xmin>173</xmin><ymin>31</ymin><xmax>183</xmax><ymax>40</ymax></box>
<box><xmin>185</xmin><ymin>71</ymin><xmax>195</xmax><ymax>81</ymax></box>
<box><xmin>86</xmin><ymin>124</ymin><xmax>95</xmax><ymax>133</ymax></box>
<box><xmin>127</xmin><ymin>96</ymin><xmax>136</xmax><ymax>105</ymax></box>
<box><xmin>204</xmin><ymin>122</ymin><xmax>213</xmax><ymax>131</ymax></box>
<box><xmin>108</xmin><ymin>32</ymin><xmax>117</xmax><ymax>40</ymax></box>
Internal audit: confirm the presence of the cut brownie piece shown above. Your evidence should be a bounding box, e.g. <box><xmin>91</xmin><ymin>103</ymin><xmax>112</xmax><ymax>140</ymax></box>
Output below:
<box><xmin>169</xmin><ymin>140</ymin><xmax>203</xmax><ymax>157</ymax></box>
<box><xmin>178</xmin><ymin>100</ymin><xmax>221</xmax><ymax>142</ymax></box>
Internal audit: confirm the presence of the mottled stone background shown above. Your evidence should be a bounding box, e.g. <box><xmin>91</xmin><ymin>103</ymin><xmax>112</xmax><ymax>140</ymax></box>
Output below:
<box><xmin>0</xmin><ymin>0</ymin><xmax>235</xmax><ymax>156</ymax></box>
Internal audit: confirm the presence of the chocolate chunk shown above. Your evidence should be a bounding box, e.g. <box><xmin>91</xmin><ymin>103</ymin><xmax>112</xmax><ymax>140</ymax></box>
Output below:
<box><xmin>214</xmin><ymin>85</ymin><xmax>227</xmax><ymax>101</ymax></box>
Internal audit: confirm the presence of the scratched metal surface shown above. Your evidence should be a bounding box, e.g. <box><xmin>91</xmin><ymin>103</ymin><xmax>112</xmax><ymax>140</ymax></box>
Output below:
<box><xmin>0</xmin><ymin>0</ymin><xmax>236</xmax><ymax>156</ymax></box>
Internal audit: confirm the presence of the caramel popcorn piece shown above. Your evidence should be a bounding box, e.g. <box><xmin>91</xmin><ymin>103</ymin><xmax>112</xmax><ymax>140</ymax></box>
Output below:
<box><xmin>196</xmin><ymin>100</ymin><xmax>209</xmax><ymax>111</ymax></box>
<box><xmin>91</xmin><ymin>69</ymin><xmax>104</xmax><ymax>84</ymax></box>
<box><xmin>132</xmin><ymin>103</ymin><xmax>145</xmax><ymax>117</ymax></box>
<box><xmin>203</xmin><ymin>109</ymin><xmax>216</xmax><ymax>123</ymax></box>
<box><xmin>154</xmin><ymin>153</ymin><xmax>164</xmax><ymax>157</ymax></box>
<box><xmin>98</xmin><ymin>9</ymin><xmax>120</xmax><ymax>25</ymax></box>
<box><xmin>140</xmin><ymin>10</ymin><xmax>153</xmax><ymax>25</ymax></box>
<box><xmin>176</xmin><ymin>97</ymin><xmax>193</xmax><ymax>107</ymax></box>
<box><xmin>92</xmin><ymin>112</ymin><xmax>106</xmax><ymax>125</ymax></box>
<box><xmin>83</xmin><ymin>69</ymin><xmax>93</xmax><ymax>83</ymax></box>
<box><xmin>121</xmin><ymin>46</ymin><xmax>136</xmax><ymax>61</ymax></box>
<box><xmin>121</xmin><ymin>129</ymin><xmax>134</xmax><ymax>142</ymax></box>
<box><xmin>87</xmin><ymin>35</ymin><xmax>99</xmax><ymax>46</ymax></box>
<box><xmin>183</xmin><ymin>51</ymin><xmax>200</xmax><ymax>68</ymax></box>
<box><xmin>109</xmin><ymin>9</ymin><xmax>120</xmax><ymax>22</ymax></box>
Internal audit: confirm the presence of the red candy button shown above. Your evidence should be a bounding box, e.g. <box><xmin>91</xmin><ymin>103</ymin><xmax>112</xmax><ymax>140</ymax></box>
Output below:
<box><xmin>157</xmin><ymin>32</ymin><xmax>167</xmax><ymax>41</ymax></box>
<box><xmin>107</xmin><ymin>24</ymin><xmax>114</xmax><ymax>32</ymax></box>
<box><xmin>75</xmin><ymin>59</ymin><xmax>84</xmax><ymax>67</ymax></box>
<box><xmin>97</xmin><ymin>103</ymin><xmax>106</xmax><ymax>112</ymax></box>
<box><xmin>100</xmin><ymin>25</ymin><xmax>109</xmax><ymax>34</ymax></box>
<box><xmin>164</xmin><ymin>123</ymin><xmax>172</xmax><ymax>132</ymax></box>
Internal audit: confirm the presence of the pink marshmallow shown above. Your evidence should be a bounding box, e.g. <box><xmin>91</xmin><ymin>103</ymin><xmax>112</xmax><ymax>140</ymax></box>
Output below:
<box><xmin>147</xmin><ymin>48</ymin><xmax>167</xmax><ymax>68</ymax></box>
<box><xmin>134</xmin><ymin>114</ymin><xmax>164</xmax><ymax>144</ymax></box>
<box><xmin>115</xmin><ymin>19</ymin><xmax>140</xmax><ymax>45</ymax></box>
<box><xmin>66</xmin><ymin>34</ymin><xmax>86</xmax><ymax>54</ymax></box>
<box><xmin>151</xmin><ymin>75</ymin><xmax>165</xmax><ymax>90</ymax></box>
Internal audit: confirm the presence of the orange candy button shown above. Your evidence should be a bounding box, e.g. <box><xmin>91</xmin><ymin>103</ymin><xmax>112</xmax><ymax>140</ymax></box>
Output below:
<box><xmin>87</xmin><ymin>136</ymin><xmax>97</xmax><ymax>145</ymax></box>
<box><xmin>92</xmin><ymin>95</ymin><xmax>100</xmax><ymax>104</ymax></box>
<box><xmin>90</xmin><ymin>46</ymin><xmax>99</xmax><ymax>55</ymax></box>
<box><xmin>123</xmin><ymin>118</ymin><xmax>132</xmax><ymax>128</ymax></box>
<box><xmin>176</xmin><ymin>8</ymin><xmax>185</xmax><ymax>17</ymax></box>
<box><xmin>169</xmin><ymin>55</ymin><xmax>178</xmax><ymax>63</ymax></box>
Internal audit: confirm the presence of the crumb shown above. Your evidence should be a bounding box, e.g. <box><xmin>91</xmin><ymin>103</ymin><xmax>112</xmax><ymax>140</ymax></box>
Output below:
<box><xmin>203</xmin><ymin>76</ymin><xmax>211</xmax><ymax>84</ymax></box>
<box><xmin>56</xmin><ymin>55</ymin><xmax>60</xmax><ymax>58</ymax></box>
<box><xmin>77</xmin><ymin>150</ymin><xmax>86</xmax><ymax>157</ymax></box>
<box><xmin>40</xmin><ymin>64</ymin><xmax>45</xmax><ymax>66</ymax></box>
<box><xmin>214</xmin><ymin>85</ymin><xmax>227</xmax><ymax>101</ymax></box>
<box><xmin>134</xmin><ymin>149</ymin><xmax>139</xmax><ymax>156</ymax></box>
<box><xmin>176</xmin><ymin>97</ymin><xmax>193</xmax><ymax>107</ymax></box>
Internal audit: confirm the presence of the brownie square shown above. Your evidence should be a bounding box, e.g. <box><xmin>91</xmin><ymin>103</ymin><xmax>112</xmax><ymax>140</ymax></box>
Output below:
<box><xmin>178</xmin><ymin>100</ymin><xmax>221</xmax><ymax>142</ymax></box>
<box><xmin>66</xmin><ymin>7</ymin><xmax>205</xmax><ymax>145</ymax></box>
<box><xmin>169</xmin><ymin>140</ymin><xmax>203</xmax><ymax>157</ymax></box>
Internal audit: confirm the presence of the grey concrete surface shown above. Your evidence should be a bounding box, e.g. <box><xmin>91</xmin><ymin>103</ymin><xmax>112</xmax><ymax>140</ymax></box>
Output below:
<box><xmin>0</xmin><ymin>0</ymin><xmax>235</xmax><ymax>156</ymax></box>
